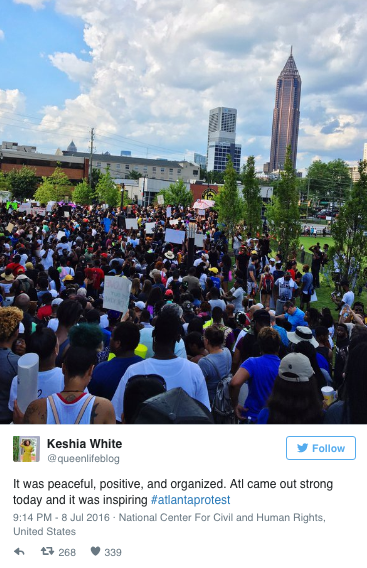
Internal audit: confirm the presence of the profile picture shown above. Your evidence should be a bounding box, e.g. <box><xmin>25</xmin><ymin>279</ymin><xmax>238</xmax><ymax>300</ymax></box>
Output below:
<box><xmin>13</xmin><ymin>436</ymin><xmax>40</xmax><ymax>463</ymax></box>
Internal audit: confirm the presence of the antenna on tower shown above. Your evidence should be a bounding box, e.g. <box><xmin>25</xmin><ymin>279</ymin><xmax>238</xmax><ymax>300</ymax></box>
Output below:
<box><xmin>291</xmin><ymin>45</ymin><xmax>293</xmax><ymax>56</ymax></box>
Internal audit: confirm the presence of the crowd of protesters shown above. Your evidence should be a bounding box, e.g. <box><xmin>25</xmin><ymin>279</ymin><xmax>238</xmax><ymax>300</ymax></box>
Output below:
<box><xmin>0</xmin><ymin>200</ymin><xmax>365</xmax><ymax>425</ymax></box>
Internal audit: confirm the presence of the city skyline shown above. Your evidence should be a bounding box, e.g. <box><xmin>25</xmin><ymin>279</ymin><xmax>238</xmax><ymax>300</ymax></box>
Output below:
<box><xmin>0</xmin><ymin>1</ymin><xmax>367</xmax><ymax>172</ymax></box>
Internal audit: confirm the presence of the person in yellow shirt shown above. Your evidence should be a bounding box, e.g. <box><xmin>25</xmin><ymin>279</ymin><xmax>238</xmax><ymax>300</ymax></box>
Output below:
<box><xmin>20</xmin><ymin>439</ymin><xmax>33</xmax><ymax>462</ymax></box>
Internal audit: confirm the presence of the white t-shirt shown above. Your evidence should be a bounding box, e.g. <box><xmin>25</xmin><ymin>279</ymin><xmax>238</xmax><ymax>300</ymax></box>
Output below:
<box><xmin>111</xmin><ymin>357</ymin><xmax>210</xmax><ymax>420</ymax></box>
<box><xmin>100</xmin><ymin>314</ymin><xmax>109</xmax><ymax>329</ymax></box>
<box><xmin>342</xmin><ymin>290</ymin><xmax>354</xmax><ymax>308</ymax></box>
<box><xmin>233</xmin><ymin>329</ymin><xmax>247</xmax><ymax>352</ymax></box>
<box><xmin>231</xmin><ymin>287</ymin><xmax>244</xmax><ymax>312</ymax></box>
<box><xmin>8</xmin><ymin>367</ymin><xmax>65</xmax><ymax>411</ymax></box>
<box><xmin>40</xmin><ymin>249</ymin><xmax>54</xmax><ymax>271</ymax></box>
<box><xmin>166</xmin><ymin>276</ymin><xmax>182</xmax><ymax>289</ymax></box>
<box><xmin>139</xmin><ymin>328</ymin><xmax>187</xmax><ymax>360</ymax></box>
<box><xmin>47</xmin><ymin>319</ymin><xmax>59</xmax><ymax>332</ymax></box>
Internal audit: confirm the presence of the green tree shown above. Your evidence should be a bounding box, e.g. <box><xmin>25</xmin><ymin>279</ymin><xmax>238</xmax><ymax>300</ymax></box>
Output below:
<box><xmin>242</xmin><ymin>155</ymin><xmax>262</xmax><ymax>235</ymax></box>
<box><xmin>330</xmin><ymin>160</ymin><xmax>367</xmax><ymax>287</ymax></box>
<box><xmin>128</xmin><ymin>170</ymin><xmax>143</xmax><ymax>180</ymax></box>
<box><xmin>34</xmin><ymin>179</ymin><xmax>56</xmax><ymax>205</ymax></box>
<box><xmin>95</xmin><ymin>168</ymin><xmax>120</xmax><ymax>207</ymax></box>
<box><xmin>90</xmin><ymin>168</ymin><xmax>102</xmax><ymax>191</ymax></box>
<box><xmin>215</xmin><ymin>156</ymin><xmax>245</xmax><ymax>241</ymax></box>
<box><xmin>157</xmin><ymin>179</ymin><xmax>193</xmax><ymax>208</ymax></box>
<box><xmin>204</xmin><ymin>170</ymin><xmax>225</xmax><ymax>184</ymax></box>
<box><xmin>0</xmin><ymin>171</ymin><xmax>12</xmax><ymax>197</ymax></box>
<box><xmin>7</xmin><ymin>166</ymin><xmax>38</xmax><ymax>201</ymax></box>
<box><xmin>267</xmin><ymin>146</ymin><xmax>301</xmax><ymax>261</ymax></box>
<box><xmin>34</xmin><ymin>167</ymin><xmax>72</xmax><ymax>204</ymax></box>
<box><xmin>306</xmin><ymin>159</ymin><xmax>351</xmax><ymax>208</ymax></box>
<box><xmin>72</xmin><ymin>179</ymin><xmax>95</xmax><ymax>205</ymax></box>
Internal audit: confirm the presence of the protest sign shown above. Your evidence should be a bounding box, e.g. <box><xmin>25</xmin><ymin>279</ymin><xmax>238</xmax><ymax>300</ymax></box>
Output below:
<box><xmin>6</xmin><ymin>223</ymin><xmax>14</xmax><ymax>232</ymax></box>
<box><xmin>157</xmin><ymin>195</ymin><xmax>164</xmax><ymax>205</ymax></box>
<box><xmin>103</xmin><ymin>276</ymin><xmax>132</xmax><ymax>313</ymax></box>
<box><xmin>198</xmin><ymin>209</ymin><xmax>206</xmax><ymax>216</ymax></box>
<box><xmin>166</xmin><ymin>207</ymin><xmax>172</xmax><ymax>218</ymax></box>
<box><xmin>145</xmin><ymin>222</ymin><xmax>156</xmax><ymax>234</ymax></box>
<box><xmin>169</xmin><ymin>219</ymin><xmax>179</xmax><ymax>225</ymax></box>
<box><xmin>194</xmin><ymin>233</ymin><xmax>206</xmax><ymax>248</ymax></box>
<box><xmin>125</xmin><ymin>218</ymin><xmax>138</xmax><ymax>230</ymax></box>
<box><xmin>165</xmin><ymin>228</ymin><xmax>185</xmax><ymax>244</ymax></box>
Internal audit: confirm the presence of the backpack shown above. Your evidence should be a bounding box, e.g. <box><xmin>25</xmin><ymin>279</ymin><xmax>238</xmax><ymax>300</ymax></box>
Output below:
<box><xmin>18</xmin><ymin>278</ymin><xmax>31</xmax><ymax>294</ymax></box>
<box><xmin>206</xmin><ymin>354</ymin><xmax>235</xmax><ymax>424</ymax></box>
<box><xmin>212</xmin><ymin>376</ymin><xmax>235</xmax><ymax>424</ymax></box>
<box><xmin>262</xmin><ymin>273</ymin><xmax>273</xmax><ymax>293</ymax></box>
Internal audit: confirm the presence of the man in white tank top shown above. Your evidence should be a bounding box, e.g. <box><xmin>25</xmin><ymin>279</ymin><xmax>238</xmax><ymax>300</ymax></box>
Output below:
<box><xmin>22</xmin><ymin>346</ymin><xmax>116</xmax><ymax>425</ymax></box>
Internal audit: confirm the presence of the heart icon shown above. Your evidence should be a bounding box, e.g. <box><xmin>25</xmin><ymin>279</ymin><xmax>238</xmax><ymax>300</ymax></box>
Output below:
<box><xmin>91</xmin><ymin>547</ymin><xmax>100</xmax><ymax>556</ymax></box>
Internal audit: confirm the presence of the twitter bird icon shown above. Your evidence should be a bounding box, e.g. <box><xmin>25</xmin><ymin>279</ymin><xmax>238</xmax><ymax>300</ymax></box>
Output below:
<box><xmin>297</xmin><ymin>443</ymin><xmax>308</xmax><ymax>452</ymax></box>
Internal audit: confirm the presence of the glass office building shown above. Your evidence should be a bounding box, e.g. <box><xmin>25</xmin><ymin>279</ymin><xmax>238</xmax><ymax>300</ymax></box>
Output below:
<box><xmin>206</xmin><ymin>107</ymin><xmax>242</xmax><ymax>173</ymax></box>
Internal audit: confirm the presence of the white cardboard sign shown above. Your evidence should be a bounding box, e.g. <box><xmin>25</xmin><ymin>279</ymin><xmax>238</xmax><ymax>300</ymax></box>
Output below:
<box><xmin>169</xmin><ymin>219</ymin><xmax>179</xmax><ymax>225</ymax></box>
<box><xmin>194</xmin><ymin>233</ymin><xmax>206</xmax><ymax>248</ymax></box>
<box><xmin>157</xmin><ymin>195</ymin><xmax>164</xmax><ymax>205</ymax></box>
<box><xmin>125</xmin><ymin>218</ymin><xmax>138</xmax><ymax>230</ymax></box>
<box><xmin>103</xmin><ymin>276</ymin><xmax>132</xmax><ymax>313</ymax></box>
<box><xmin>145</xmin><ymin>222</ymin><xmax>156</xmax><ymax>234</ymax></box>
<box><xmin>165</xmin><ymin>228</ymin><xmax>185</xmax><ymax>244</ymax></box>
<box><xmin>166</xmin><ymin>207</ymin><xmax>172</xmax><ymax>218</ymax></box>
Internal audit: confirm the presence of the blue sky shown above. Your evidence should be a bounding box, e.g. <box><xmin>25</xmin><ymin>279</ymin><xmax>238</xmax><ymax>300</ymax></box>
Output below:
<box><xmin>0</xmin><ymin>2</ymin><xmax>85</xmax><ymax>111</ymax></box>
<box><xmin>1</xmin><ymin>0</ymin><xmax>367</xmax><ymax>171</ymax></box>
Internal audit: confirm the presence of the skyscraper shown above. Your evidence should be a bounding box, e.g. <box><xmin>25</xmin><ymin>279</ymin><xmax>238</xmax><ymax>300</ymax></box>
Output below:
<box><xmin>268</xmin><ymin>49</ymin><xmax>301</xmax><ymax>173</ymax></box>
<box><xmin>206</xmin><ymin>107</ymin><xmax>241</xmax><ymax>173</ymax></box>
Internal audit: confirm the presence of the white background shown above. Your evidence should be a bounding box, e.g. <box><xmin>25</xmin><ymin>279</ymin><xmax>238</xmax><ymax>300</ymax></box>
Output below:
<box><xmin>3</xmin><ymin>425</ymin><xmax>365</xmax><ymax>567</ymax></box>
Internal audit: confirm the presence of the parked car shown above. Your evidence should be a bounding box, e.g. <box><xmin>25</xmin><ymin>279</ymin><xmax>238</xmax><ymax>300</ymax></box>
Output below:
<box><xmin>316</xmin><ymin>209</ymin><xmax>338</xmax><ymax>219</ymax></box>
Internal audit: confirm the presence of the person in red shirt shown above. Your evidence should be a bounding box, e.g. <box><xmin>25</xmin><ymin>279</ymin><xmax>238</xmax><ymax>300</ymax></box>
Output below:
<box><xmin>6</xmin><ymin>255</ymin><xmax>24</xmax><ymax>277</ymax></box>
<box><xmin>36</xmin><ymin>292</ymin><xmax>53</xmax><ymax>322</ymax></box>
<box><xmin>85</xmin><ymin>259</ymin><xmax>105</xmax><ymax>298</ymax></box>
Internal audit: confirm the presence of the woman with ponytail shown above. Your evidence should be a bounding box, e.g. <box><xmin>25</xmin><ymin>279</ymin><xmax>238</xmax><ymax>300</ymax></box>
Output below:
<box><xmin>9</xmin><ymin>325</ymin><xmax>64</xmax><ymax>414</ymax></box>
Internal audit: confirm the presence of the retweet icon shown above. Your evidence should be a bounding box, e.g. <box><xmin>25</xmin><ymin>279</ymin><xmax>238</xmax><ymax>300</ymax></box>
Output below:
<box><xmin>297</xmin><ymin>443</ymin><xmax>308</xmax><ymax>453</ymax></box>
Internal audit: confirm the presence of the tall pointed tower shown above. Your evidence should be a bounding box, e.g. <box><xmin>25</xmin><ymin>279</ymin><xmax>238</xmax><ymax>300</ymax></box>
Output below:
<box><xmin>269</xmin><ymin>48</ymin><xmax>301</xmax><ymax>172</ymax></box>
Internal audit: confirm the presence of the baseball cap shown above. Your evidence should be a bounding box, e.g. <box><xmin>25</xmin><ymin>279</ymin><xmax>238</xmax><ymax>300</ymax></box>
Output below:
<box><xmin>209</xmin><ymin>267</ymin><xmax>218</xmax><ymax>274</ymax></box>
<box><xmin>182</xmin><ymin>301</ymin><xmax>194</xmax><ymax>312</ymax></box>
<box><xmin>252</xmin><ymin>309</ymin><xmax>270</xmax><ymax>324</ymax></box>
<box><xmin>63</xmin><ymin>275</ymin><xmax>74</xmax><ymax>281</ymax></box>
<box><xmin>51</xmin><ymin>298</ymin><xmax>63</xmax><ymax>306</ymax></box>
<box><xmin>108</xmin><ymin>310</ymin><xmax>121</xmax><ymax>320</ymax></box>
<box><xmin>270</xmin><ymin>258</ymin><xmax>275</xmax><ymax>262</ymax></box>
<box><xmin>164</xmin><ymin>289</ymin><xmax>174</xmax><ymax>297</ymax></box>
<box><xmin>134</xmin><ymin>301</ymin><xmax>145</xmax><ymax>310</ymax></box>
<box><xmin>278</xmin><ymin>353</ymin><xmax>314</xmax><ymax>382</ymax></box>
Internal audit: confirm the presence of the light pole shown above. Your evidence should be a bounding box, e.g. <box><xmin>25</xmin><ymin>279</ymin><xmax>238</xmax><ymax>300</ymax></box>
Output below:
<box><xmin>187</xmin><ymin>221</ymin><xmax>196</xmax><ymax>268</ymax></box>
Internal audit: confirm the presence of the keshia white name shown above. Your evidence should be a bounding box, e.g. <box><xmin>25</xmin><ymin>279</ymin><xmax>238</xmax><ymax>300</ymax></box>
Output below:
<box><xmin>47</xmin><ymin>439</ymin><xmax>123</xmax><ymax>449</ymax></box>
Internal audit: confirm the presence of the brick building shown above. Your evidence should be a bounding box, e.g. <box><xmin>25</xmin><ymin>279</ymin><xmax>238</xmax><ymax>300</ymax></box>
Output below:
<box><xmin>0</xmin><ymin>142</ymin><xmax>89</xmax><ymax>185</ymax></box>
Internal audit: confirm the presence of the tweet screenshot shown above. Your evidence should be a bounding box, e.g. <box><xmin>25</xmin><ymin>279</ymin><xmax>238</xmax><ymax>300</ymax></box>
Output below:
<box><xmin>2</xmin><ymin>0</ymin><xmax>367</xmax><ymax>564</ymax></box>
<box><xmin>3</xmin><ymin>425</ymin><xmax>363</xmax><ymax>567</ymax></box>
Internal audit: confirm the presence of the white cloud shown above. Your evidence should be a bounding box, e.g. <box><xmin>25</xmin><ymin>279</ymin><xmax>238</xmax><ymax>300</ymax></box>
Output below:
<box><xmin>0</xmin><ymin>89</ymin><xmax>26</xmax><ymax>132</ymax></box>
<box><xmin>11</xmin><ymin>0</ymin><xmax>367</xmax><ymax>168</ymax></box>
<box><xmin>49</xmin><ymin>53</ymin><xmax>93</xmax><ymax>87</ymax></box>
<box><xmin>13</xmin><ymin>0</ymin><xmax>51</xmax><ymax>8</ymax></box>
<box><xmin>0</xmin><ymin>30</ymin><xmax>4</xmax><ymax>41</ymax></box>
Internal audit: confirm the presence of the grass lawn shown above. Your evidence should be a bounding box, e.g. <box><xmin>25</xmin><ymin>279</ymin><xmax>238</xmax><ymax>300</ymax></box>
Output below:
<box><xmin>299</xmin><ymin>235</ymin><xmax>335</xmax><ymax>249</ymax></box>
